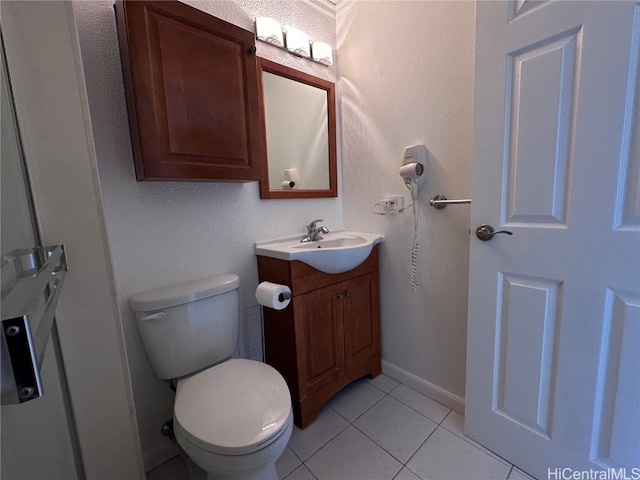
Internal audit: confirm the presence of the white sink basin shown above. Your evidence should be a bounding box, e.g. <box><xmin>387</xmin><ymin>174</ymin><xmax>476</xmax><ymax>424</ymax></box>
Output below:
<box><xmin>255</xmin><ymin>230</ymin><xmax>384</xmax><ymax>274</ymax></box>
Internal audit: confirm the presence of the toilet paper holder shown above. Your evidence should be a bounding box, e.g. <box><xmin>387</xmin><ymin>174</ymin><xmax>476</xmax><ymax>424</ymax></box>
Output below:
<box><xmin>256</xmin><ymin>281</ymin><xmax>292</xmax><ymax>310</ymax></box>
<box><xmin>278</xmin><ymin>291</ymin><xmax>291</xmax><ymax>301</ymax></box>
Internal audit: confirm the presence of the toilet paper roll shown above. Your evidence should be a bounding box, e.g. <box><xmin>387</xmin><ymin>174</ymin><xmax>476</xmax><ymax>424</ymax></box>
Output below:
<box><xmin>255</xmin><ymin>281</ymin><xmax>291</xmax><ymax>310</ymax></box>
<box><xmin>281</xmin><ymin>180</ymin><xmax>296</xmax><ymax>189</ymax></box>
<box><xmin>284</xmin><ymin>168</ymin><xmax>300</xmax><ymax>184</ymax></box>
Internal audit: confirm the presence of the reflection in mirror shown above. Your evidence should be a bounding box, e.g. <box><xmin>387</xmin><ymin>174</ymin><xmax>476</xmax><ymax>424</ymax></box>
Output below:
<box><xmin>258</xmin><ymin>58</ymin><xmax>337</xmax><ymax>199</ymax></box>
<box><xmin>263</xmin><ymin>72</ymin><xmax>329</xmax><ymax>190</ymax></box>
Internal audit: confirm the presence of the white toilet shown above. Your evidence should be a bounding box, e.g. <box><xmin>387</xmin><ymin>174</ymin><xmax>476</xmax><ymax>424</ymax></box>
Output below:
<box><xmin>130</xmin><ymin>274</ymin><xmax>293</xmax><ymax>480</ymax></box>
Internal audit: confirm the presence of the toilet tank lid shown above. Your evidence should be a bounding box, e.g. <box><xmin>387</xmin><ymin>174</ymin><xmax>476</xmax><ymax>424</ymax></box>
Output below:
<box><xmin>129</xmin><ymin>274</ymin><xmax>239</xmax><ymax>312</ymax></box>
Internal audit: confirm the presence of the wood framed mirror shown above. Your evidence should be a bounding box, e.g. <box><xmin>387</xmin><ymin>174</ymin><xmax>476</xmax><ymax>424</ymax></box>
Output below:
<box><xmin>257</xmin><ymin>58</ymin><xmax>337</xmax><ymax>199</ymax></box>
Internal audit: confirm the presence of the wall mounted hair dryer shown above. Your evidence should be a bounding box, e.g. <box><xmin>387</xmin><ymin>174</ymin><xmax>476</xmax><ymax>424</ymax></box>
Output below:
<box><xmin>398</xmin><ymin>144</ymin><xmax>428</xmax><ymax>292</ymax></box>
<box><xmin>399</xmin><ymin>144</ymin><xmax>428</xmax><ymax>194</ymax></box>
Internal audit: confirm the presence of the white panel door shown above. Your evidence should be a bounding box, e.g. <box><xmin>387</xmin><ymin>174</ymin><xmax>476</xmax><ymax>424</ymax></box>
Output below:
<box><xmin>466</xmin><ymin>2</ymin><xmax>640</xmax><ymax>479</ymax></box>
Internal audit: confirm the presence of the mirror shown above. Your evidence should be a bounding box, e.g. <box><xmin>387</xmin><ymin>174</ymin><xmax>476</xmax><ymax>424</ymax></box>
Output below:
<box><xmin>257</xmin><ymin>58</ymin><xmax>337</xmax><ymax>199</ymax></box>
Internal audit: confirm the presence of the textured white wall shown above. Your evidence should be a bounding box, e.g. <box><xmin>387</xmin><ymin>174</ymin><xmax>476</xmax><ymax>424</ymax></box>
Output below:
<box><xmin>72</xmin><ymin>0</ymin><xmax>340</xmax><ymax>470</ymax></box>
<box><xmin>337</xmin><ymin>1</ymin><xmax>475</xmax><ymax>408</ymax></box>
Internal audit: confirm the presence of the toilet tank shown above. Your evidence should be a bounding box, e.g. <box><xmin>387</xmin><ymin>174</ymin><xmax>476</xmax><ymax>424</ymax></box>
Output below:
<box><xmin>130</xmin><ymin>274</ymin><xmax>240</xmax><ymax>380</ymax></box>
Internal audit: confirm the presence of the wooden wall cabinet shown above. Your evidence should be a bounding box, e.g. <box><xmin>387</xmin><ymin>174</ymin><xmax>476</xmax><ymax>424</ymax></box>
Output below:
<box><xmin>115</xmin><ymin>1</ymin><xmax>262</xmax><ymax>181</ymax></box>
<box><xmin>257</xmin><ymin>246</ymin><xmax>381</xmax><ymax>428</ymax></box>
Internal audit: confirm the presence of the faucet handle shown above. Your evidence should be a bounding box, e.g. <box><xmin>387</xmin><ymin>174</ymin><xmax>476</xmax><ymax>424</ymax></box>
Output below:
<box><xmin>306</xmin><ymin>218</ymin><xmax>324</xmax><ymax>233</ymax></box>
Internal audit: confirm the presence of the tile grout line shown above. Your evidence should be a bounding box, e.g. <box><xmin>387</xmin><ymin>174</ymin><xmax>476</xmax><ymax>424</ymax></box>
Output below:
<box><xmin>437</xmin><ymin>411</ymin><xmax>513</xmax><ymax>469</ymax></box>
<box><xmin>282</xmin><ymin>381</ymin><xmax>382</xmax><ymax>479</ymax></box>
<box><xmin>399</xmin><ymin>410</ymin><xmax>450</xmax><ymax>480</ymax></box>
<box><xmin>300</xmin><ymin>378</ymin><xmax>454</xmax><ymax>480</ymax></box>
<box><xmin>293</xmin><ymin>380</ymin><xmax>394</xmax><ymax>479</ymax></box>
<box><xmin>351</xmin><ymin>389</ymin><xmax>453</xmax><ymax>473</ymax></box>
<box><xmin>295</xmin><ymin>377</ymin><xmax>515</xmax><ymax>480</ymax></box>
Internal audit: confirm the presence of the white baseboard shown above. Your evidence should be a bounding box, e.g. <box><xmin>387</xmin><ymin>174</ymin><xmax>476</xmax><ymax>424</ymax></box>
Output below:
<box><xmin>381</xmin><ymin>360</ymin><xmax>465</xmax><ymax>415</ymax></box>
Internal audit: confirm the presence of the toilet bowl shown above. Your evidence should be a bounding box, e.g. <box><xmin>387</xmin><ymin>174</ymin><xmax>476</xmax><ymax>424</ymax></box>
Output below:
<box><xmin>130</xmin><ymin>275</ymin><xmax>292</xmax><ymax>480</ymax></box>
<box><xmin>174</xmin><ymin>359</ymin><xmax>293</xmax><ymax>480</ymax></box>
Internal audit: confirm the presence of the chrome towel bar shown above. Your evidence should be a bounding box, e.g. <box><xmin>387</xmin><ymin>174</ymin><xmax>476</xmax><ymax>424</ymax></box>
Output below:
<box><xmin>429</xmin><ymin>195</ymin><xmax>472</xmax><ymax>209</ymax></box>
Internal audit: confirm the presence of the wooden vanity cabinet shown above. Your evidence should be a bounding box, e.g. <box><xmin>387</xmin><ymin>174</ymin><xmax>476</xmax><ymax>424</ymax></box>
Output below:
<box><xmin>257</xmin><ymin>246</ymin><xmax>381</xmax><ymax>428</ymax></box>
<box><xmin>115</xmin><ymin>0</ymin><xmax>262</xmax><ymax>181</ymax></box>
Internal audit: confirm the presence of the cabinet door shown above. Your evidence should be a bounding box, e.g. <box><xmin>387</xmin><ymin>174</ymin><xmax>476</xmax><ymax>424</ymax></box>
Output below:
<box><xmin>343</xmin><ymin>273</ymin><xmax>380</xmax><ymax>372</ymax></box>
<box><xmin>115</xmin><ymin>1</ymin><xmax>262</xmax><ymax>181</ymax></box>
<box><xmin>292</xmin><ymin>284</ymin><xmax>345</xmax><ymax>399</ymax></box>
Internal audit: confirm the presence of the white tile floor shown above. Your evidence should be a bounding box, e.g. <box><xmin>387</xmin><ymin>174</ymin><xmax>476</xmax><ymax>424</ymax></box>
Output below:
<box><xmin>147</xmin><ymin>375</ymin><xmax>537</xmax><ymax>480</ymax></box>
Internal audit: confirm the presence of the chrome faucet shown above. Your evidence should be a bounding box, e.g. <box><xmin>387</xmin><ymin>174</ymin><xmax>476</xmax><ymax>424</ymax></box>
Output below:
<box><xmin>301</xmin><ymin>218</ymin><xmax>330</xmax><ymax>242</ymax></box>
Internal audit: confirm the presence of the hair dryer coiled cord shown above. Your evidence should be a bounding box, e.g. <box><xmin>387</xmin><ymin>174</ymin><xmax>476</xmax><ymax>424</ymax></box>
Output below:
<box><xmin>409</xmin><ymin>179</ymin><xmax>420</xmax><ymax>292</ymax></box>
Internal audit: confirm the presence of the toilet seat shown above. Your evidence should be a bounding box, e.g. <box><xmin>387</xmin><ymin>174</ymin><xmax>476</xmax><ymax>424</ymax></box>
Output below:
<box><xmin>174</xmin><ymin>358</ymin><xmax>292</xmax><ymax>456</ymax></box>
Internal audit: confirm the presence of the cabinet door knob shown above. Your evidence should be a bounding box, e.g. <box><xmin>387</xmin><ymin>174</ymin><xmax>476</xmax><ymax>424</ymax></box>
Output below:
<box><xmin>248</xmin><ymin>44</ymin><xmax>257</xmax><ymax>54</ymax></box>
<box><xmin>337</xmin><ymin>290</ymin><xmax>350</xmax><ymax>300</ymax></box>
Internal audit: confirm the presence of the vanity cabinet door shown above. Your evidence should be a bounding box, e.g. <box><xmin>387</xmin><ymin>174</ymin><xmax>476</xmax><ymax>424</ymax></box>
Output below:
<box><xmin>343</xmin><ymin>272</ymin><xmax>380</xmax><ymax>373</ymax></box>
<box><xmin>292</xmin><ymin>273</ymin><xmax>380</xmax><ymax>401</ymax></box>
<box><xmin>115</xmin><ymin>0</ymin><xmax>262</xmax><ymax>181</ymax></box>
<box><xmin>292</xmin><ymin>284</ymin><xmax>346</xmax><ymax>399</ymax></box>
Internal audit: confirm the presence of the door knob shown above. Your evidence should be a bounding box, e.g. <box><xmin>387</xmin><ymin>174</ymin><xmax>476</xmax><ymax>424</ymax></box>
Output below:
<box><xmin>476</xmin><ymin>224</ymin><xmax>513</xmax><ymax>241</ymax></box>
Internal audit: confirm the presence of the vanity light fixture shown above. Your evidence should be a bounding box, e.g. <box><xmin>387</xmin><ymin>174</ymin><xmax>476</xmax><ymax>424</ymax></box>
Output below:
<box><xmin>254</xmin><ymin>17</ymin><xmax>332</xmax><ymax>67</ymax></box>
<box><xmin>311</xmin><ymin>41</ymin><xmax>333</xmax><ymax>66</ymax></box>
<box><xmin>284</xmin><ymin>27</ymin><xmax>311</xmax><ymax>58</ymax></box>
<box><xmin>255</xmin><ymin>16</ymin><xmax>284</xmax><ymax>47</ymax></box>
